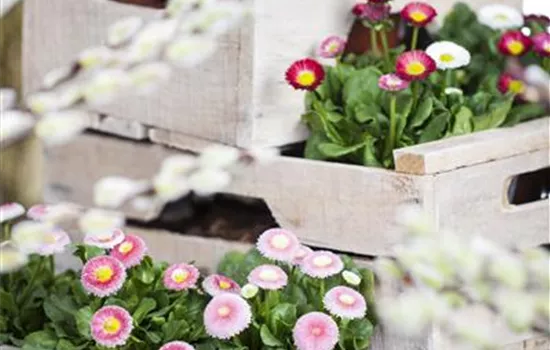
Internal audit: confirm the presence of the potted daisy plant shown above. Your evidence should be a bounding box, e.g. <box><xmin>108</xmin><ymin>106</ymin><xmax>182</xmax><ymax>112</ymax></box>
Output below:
<box><xmin>286</xmin><ymin>1</ymin><xmax>549</xmax><ymax>168</ymax></box>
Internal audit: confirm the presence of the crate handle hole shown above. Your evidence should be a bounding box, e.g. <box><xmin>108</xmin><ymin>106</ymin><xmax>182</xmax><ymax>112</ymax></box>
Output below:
<box><xmin>506</xmin><ymin>167</ymin><xmax>550</xmax><ymax>206</ymax></box>
<box><xmin>108</xmin><ymin>0</ymin><xmax>167</xmax><ymax>9</ymax></box>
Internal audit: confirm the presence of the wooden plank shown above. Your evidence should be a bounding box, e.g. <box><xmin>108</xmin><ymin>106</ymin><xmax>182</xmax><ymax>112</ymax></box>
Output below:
<box><xmin>432</xmin><ymin>148</ymin><xmax>550</xmax><ymax>249</ymax></box>
<box><xmin>394</xmin><ymin>118</ymin><xmax>550</xmax><ymax>175</ymax></box>
<box><xmin>148</xmin><ymin>128</ymin><xmax>219</xmax><ymax>153</ymax></box>
<box><xmin>87</xmin><ymin>114</ymin><xmax>149</xmax><ymax>140</ymax></box>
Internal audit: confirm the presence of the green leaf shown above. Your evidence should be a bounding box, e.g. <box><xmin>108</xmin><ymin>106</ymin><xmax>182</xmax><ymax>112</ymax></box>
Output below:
<box><xmin>270</xmin><ymin>303</ymin><xmax>297</xmax><ymax>329</ymax></box>
<box><xmin>304</xmin><ymin>133</ymin><xmax>329</xmax><ymax>161</ymax></box>
<box><xmin>0</xmin><ymin>290</ymin><xmax>17</xmax><ymax>314</ymax></box>
<box><xmin>342</xmin><ymin>67</ymin><xmax>382</xmax><ymax>110</ymax></box>
<box><xmin>354</xmin><ymin>102</ymin><xmax>381</xmax><ymax>123</ymax></box>
<box><xmin>260</xmin><ymin>325</ymin><xmax>284</xmax><ymax>347</ymax></box>
<box><xmin>473</xmin><ymin>97</ymin><xmax>513</xmax><ymax>131</ymax></box>
<box><xmin>73</xmin><ymin>245</ymin><xmax>105</xmax><ymax>263</ymax></box>
<box><xmin>44</xmin><ymin>295</ymin><xmax>77</xmax><ymax>323</ymax></box>
<box><xmin>409</xmin><ymin>96</ymin><xmax>433</xmax><ymax>129</ymax></box>
<box><xmin>74</xmin><ymin>307</ymin><xmax>93</xmax><ymax>339</ymax></box>
<box><xmin>450</xmin><ymin>106</ymin><xmax>473</xmax><ymax>136</ymax></box>
<box><xmin>133</xmin><ymin>298</ymin><xmax>157</xmax><ymax>324</ymax></box>
<box><xmin>22</xmin><ymin>330</ymin><xmax>58</xmax><ymax>350</ymax></box>
<box><xmin>134</xmin><ymin>264</ymin><xmax>156</xmax><ymax>285</ymax></box>
<box><xmin>362</xmin><ymin>136</ymin><xmax>382</xmax><ymax>167</ymax></box>
<box><xmin>55</xmin><ymin>339</ymin><xmax>89</xmax><ymax>350</ymax></box>
<box><xmin>419</xmin><ymin>112</ymin><xmax>450</xmax><ymax>143</ymax></box>
<box><xmin>318</xmin><ymin>143</ymin><xmax>365</xmax><ymax>158</ymax></box>
<box><xmin>162</xmin><ymin>319</ymin><xmax>189</xmax><ymax>342</ymax></box>
<box><xmin>504</xmin><ymin>103</ymin><xmax>545</xmax><ymax>126</ymax></box>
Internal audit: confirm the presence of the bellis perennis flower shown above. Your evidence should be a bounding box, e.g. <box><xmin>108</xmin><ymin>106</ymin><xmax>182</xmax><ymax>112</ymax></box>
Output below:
<box><xmin>301</xmin><ymin>251</ymin><xmax>344</xmax><ymax>278</ymax></box>
<box><xmin>38</xmin><ymin>228</ymin><xmax>71</xmax><ymax>256</ymax></box>
<box><xmin>318</xmin><ymin>36</ymin><xmax>346</xmax><ymax>59</ymax></box>
<box><xmin>0</xmin><ymin>202</ymin><xmax>25</xmax><ymax>223</ymax></box>
<box><xmin>323</xmin><ymin>286</ymin><xmax>367</xmax><ymax>319</ymax></box>
<box><xmin>532</xmin><ymin>32</ymin><xmax>550</xmax><ymax>57</ymax></box>
<box><xmin>81</xmin><ymin>256</ymin><xmax>127</xmax><ymax>297</ymax></box>
<box><xmin>203</xmin><ymin>294</ymin><xmax>252</xmax><ymax>339</ymax></box>
<box><xmin>498</xmin><ymin>73</ymin><xmax>526</xmax><ymax>95</ymax></box>
<box><xmin>358</xmin><ymin>2</ymin><xmax>391</xmax><ymax>24</ymax></box>
<box><xmin>202</xmin><ymin>274</ymin><xmax>241</xmax><ymax>296</ymax></box>
<box><xmin>293</xmin><ymin>245</ymin><xmax>313</xmax><ymax>265</ymax></box>
<box><xmin>396</xmin><ymin>50</ymin><xmax>436</xmax><ymax>81</ymax></box>
<box><xmin>400</xmin><ymin>2</ymin><xmax>437</xmax><ymax>27</ymax></box>
<box><xmin>110</xmin><ymin>234</ymin><xmax>147</xmax><ymax>268</ymax></box>
<box><xmin>91</xmin><ymin>305</ymin><xmax>133</xmax><ymax>348</ymax></box>
<box><xmin>285</xmin><ymin>58</ymin><xmax>325</xmax><ymax>91</ymax></box>
<box><xmin>256</xmin><ymin>228</ymin><xmax>300</xmax><ymax>262</ymax></box>
<box><xmin>478</xmin><ymin>4</ymin><xmax>524</xmax><ymax>30</ymax></box>
<box><xmin>163</xmin><ymin>263</ymin><xmax>200</xmax><ymax>291</ymax></box>
<box><xmin>293</xmin><ymin>312</ymin><xmax>339</xmax><ymax>350</ymax></box>
<box><xmin>248</xmin><ymin>264</ymin><xmax>288</xmax><ymax>290</ymax></box>
<box><xmin>378</xmin><ymin>73</ymin><xmax>410</xmax><ymax>92</ymax></box>
<box><xmin>498</xmin><ymin>31</ymin><xmax>532</xmax><ymax>56</ymax></box>
<box><xmin>84</xmin><ymin>229</ymin><xmax>126</xmax><ymax>249</ymax></box>
<box><xmin>0</xmin><ymin>247</ymin><xmax>28</xmax><ymax>274</ymax></box>
<box><xmin>426</xmin><ymin>41</ymin><xmax>471</xmax><ymax>70</ymax></box>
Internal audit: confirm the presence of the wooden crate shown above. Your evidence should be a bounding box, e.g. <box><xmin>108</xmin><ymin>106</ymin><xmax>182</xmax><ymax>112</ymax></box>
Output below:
<box><xmin>45</xmin><ymin>117</ymin><xmax>549</xmax><ymax>256</ymax></box>
<box><xmin>22</xmin><ymin>0</ymin><xmax>523</xmax><ymax>148</ymax></box>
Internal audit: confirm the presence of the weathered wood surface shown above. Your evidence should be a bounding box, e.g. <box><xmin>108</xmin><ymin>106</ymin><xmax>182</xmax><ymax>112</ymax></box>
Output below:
<box><xmin>394</xmin><ymin>118</ymin><xmax>550</xmax><ymax>175</ymax></box>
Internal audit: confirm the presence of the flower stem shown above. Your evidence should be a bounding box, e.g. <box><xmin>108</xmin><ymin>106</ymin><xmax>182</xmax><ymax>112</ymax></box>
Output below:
<box><xmin>412</xmin><ymin>81</ymin><xmax>420</xmax><ymax>109</ymax></box>
<box><xmin>543</xmin><ymin>57</ymin><xmax>550</xmax><ymax>73</ymax></box>
<box><xmin>370</xmin><ymin>29</ymin><xmax>379</xmax><ymax>56</ymax></box>
<box><xmin>411</xmin><ymin>26</ymin><xmax>419</xmax><ymax>50</ymax></box>
<box><xmin>2</xmin><ymin>223</ymin><xmax>10</xmax><ymax>241</ymax></box>
<box><xmin>384</xmin><ymin>95</ymin><xmax>398</xmax><ymax>160</ymax></box>
<box><xmin>379</xmin><ymin>29</ymin><xmax>392</xmax><ymax>72</ymax></box>
<box><xmin>19</xmin><ymin>259</ymin><xmax>43</xmax><ymax>306</ymax></box>
<box><xmin>441</xmin><ymin>69</ymin><xmax>453</xmax><ymax>97</ymax></box>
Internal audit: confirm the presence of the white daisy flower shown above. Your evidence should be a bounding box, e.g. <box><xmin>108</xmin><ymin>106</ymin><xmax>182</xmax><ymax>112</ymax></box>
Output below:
<box><xmin>165</xmin><ymin>37</ymin><xmax>217</xmax><ymax>67</ymax></box>
<box><xmin>0</xmin><ymin>246</ymin><xmax>28</xmax><ymax>274</ymax></box>
<box><xmin>11</xmin><ymin>220</ymin><xmax>53</xmax><ymax>254</ymax></box>
<box><xmin>0</xmin><ymin>88</ymin><xmax>16</xmax><ymax>111</ymax></box>
<box><xmin>35</xmin><ymin>110</ymin><xmax>88</xmax><ymax>146</ymax></box>
<box><xmin>127</xmin><ymin>62</ymin><xmax>172</xmax><ymax>95</ymax></box>
<box><xmin>78</xmin><ymin>209</ymin><xmax>125</xmax><ymax>237</ymax></box>
<box><xmin>0</xmin><ymin>110</ymin><xmax>35</xmax><ymax>146</ymax></box>
<box><xmin>478</xmin><ymin>4</ymin><xmax>524</xmax><ymax>30</ymax></box>
<box><xmin>94</xmin><ymin>176</ymin><xmax>150</xmax><ymax>208</ymax></box>
<box><xmin>153</xmin><ymin>173</ymin><xmax>191</xmax><ymax>202</ymax></box>
<box><xmin>78</xmin><ymin>46</ymin><xmax>112</xmax><ymax>70</ymax></box>
<box><xmin>188</xmin><ymin>168</ymin><xmax>231</xmax><ymax>196</ymax></box>
<box><xmin>199</xmin><ymin>144</ymin><xmax>240</xmax><ymax>169</ymax></box>
<box><xmin>0</xmin><ymin>202</ymin><xmax>26</xmax><ymax>223</ymax></box>
<box><xmin>426</xmin><ymin>41</ymin><xmax>471</xmax><ymax>70</ymax></box>
<box><xmin>83</xmin><ymin>69</ymin><xmax>131</xmax><ymax>106</ymax></box>
<box><xmin>107</xmin><ymin>16</ymin><xmax>144</xmax><ymax>47</ymax></box>
<box><xmin>159</xmin><ymin>154</ymin><xmax>197</xmax><ymax>177</ymax></box>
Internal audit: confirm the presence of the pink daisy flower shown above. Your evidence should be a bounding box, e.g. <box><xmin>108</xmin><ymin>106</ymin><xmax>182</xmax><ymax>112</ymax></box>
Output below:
<box><xmin>351</xmin><ymin>3</ymin><xmax>366</xmax><ymax>16</ymax></box>
<box><xmin>532</xmin><ymin>32</ymin><xmax>550</xmax><ymax>58</ymax></box>
<box><xmin>81</xmin><ymin>256</ymin><xmax>127</xmax><ymax>297</ymax></box>
<box><xmin>301</xmin><ymin>251</ymin><xmax>344</xmax><ymax>279</ymax></box>
<box><xmin>203</xmin><ymin>294</ymin><xmax>252</xmax><ymax>339</ymax></box>
<box><xmin>293</xmin><ymin>245</ymin><xmax>314</xmax><ymax>265</ymax></box>
<box><xmin>0</xmin><ymin>202</ymin><xmax>25</xmax><ymax>223</ymax></box>
<box><xmin>293</xmin><ymin>312</ymin><xmax>339</xmax><ymax>350</ymax></box>
<box><xmin>498</xmin><ymin>30</ymin><xmax>532</xmax><ymax>56</ymax></box>
<box><xmin>323</xmin><ymin>286</ymin><xmax>367</xmax><ymax>319</ymax></box>
<box><xmin>378</xmin><ymin>73</ymin><xmax>410</xmax><ymax>91</ymax></box>
<box><xmin>400</xmin><ymin>2</ymin><xmax>437</xmax><ymax>27</ymax></box>
<box><xmin>91</xmin><ymin>305</ymin><xmax>133</xmax><ymax>348</ymax></box>
<box><xmin>359</xmin><ymin>2</ymin><xmax>392</xmax><ymax>23</ymax></box>
<box><xmin>202</xmin><ymin>274</ymin><xmax>241</xmax><ymax>296</ymax></box>
<box><xmin>163</xmin><ymin>263</ymin><xmax>200</xmax><ymax>291</ymax></box>
<box><xmin>256</xmin><ymin>228</ymin><xmax>300</xmax><ymax>262</ymax></box>
<box><xmin>84</xmin><ymin>228</ymin><xmax>126</xmax><ymax>249</ymax></box>
<box><xmin>248</xmin><ymin>265</ymin><xmax>288</xmax><ymax>290</ymax></box>
<box><xmin>27</xmin><ymin>204</ymin><xmax>50</xmax><ymax>221</ymax></box>
<box><xmin>285</xmin><ymin>58</ymin><xmax>325</xmax><ymax>91</ymax></box>
<box><xmin>497</xmin><ymin>73</ymin><xmax>526</xmax><ymax>95</ymax></box>
<box><xmin>38</xmin><ymin>227</ymin><xmax>71</xmax><ymax>256</ymax></box>
<box><xmin>318</xmin><ymin>36</ymin><xmax>346</xmax><ymax>58</ymax></box>
<box><xmin>396</xmin><ymin>50</ymin><xmax>436</xmax><ymax>81</ymax></box>
<box><xmin>159</xmin><ymin>341</ymin><xmax>195</xmax><ymax>350</ymax></box>
<box><xmin>110</xmin><ymin>234</ymin><xmax>147</xmax><ymax>268</ymax></box>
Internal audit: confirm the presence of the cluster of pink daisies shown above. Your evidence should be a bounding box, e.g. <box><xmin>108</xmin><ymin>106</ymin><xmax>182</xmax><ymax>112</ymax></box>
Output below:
<box><xmin>77</xmin><ymin>226</ymin><xmax>370</xmax><ymax>349</ymax></box>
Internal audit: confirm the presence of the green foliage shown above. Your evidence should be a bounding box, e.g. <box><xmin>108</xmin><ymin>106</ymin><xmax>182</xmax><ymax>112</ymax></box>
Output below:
<box><xmin>218</xmin><ymin>248</ymin><xmax>378</xmax><ymax>349</ymax></box>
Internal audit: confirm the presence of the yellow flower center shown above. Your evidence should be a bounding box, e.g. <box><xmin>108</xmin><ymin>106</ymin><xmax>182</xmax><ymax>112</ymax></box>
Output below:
<box><xmin>95</xmin><ymin>266</ymin><xmax>114</xmax><ymax>283</ymax></box>
<box><xmin>544</xmin><ymin>43</ymin><xmax>550</xmax><ymax>53</ymax></box>
<box><xmin>271</xmin><ymin>234</ymin><xmax>290</xmax><ymax>250</ymax></box>
<box><xmin>217</xmin><ymin>306</ymin><xmax>231</xmax><ymax>317</ymax></box>
<box><xmin>507</xmin><ymin>41</ymin><xmax>525</xmax><ymax>55</ymax></box>
<box><xmin>219</xmin><ymin>280</ymin><xmax>231</xmax><ymax>290</ymax></box>
<box><xmin>312</xmin><ymin>255</ymin><xmax>333</xmax><ymax>268</ymax></box>
<box><xmin>171</xmin><ymin>269</ymin><xmax>189</xmax><ymax>283</ymax></box>
<box><xmin>494</xmin><ymin>13</ymin><xmax>509</xmax><ymax>21</ymax></box>
<box><xmin>296</xmin><ymin>71</ymin><xmax>316</xmax><ymax>87</ymax></box>
<box><xmin>311</xmin><ymin>327</ymin><xmax>322</xmax><ymax>336</ymax></box>
<box><xmin>103</xmin><ymin>317</ymin><xmax>121</xmax><ymax>334</ymax></box>
<box><xmin>410</xmin><ymin>11</ymin><xmax>427</xmax><ymax>23</ymax></box>
<box><xmin>439</xmin><ymin>53</ymin><xmax>455</xmax><ymax>63</ymax></box>
<box><xmin>44</xmin><ymin>233</ymin><xmax>58</xmax><ymax>244</ymax></box>
<box><xmin>118</xmin><ymin>242</ymin><xmax>134</xmax><ymax>254</ymax></box>
<box><xmin>259</xmin><ymin>269</ymin><xmax>279</xmax><ymax>282</ymax></box>
<box><xmin>509</xmin><ymin>80</ymin><xmax>525</xmax><ymax>94</ymax></box>
<box><xmin>406</xmin><ymin>61</ymin><xmax>426</xmax><ymax>76</ymax></box>
<box><xmin>327</xmin><ymin>42</ymin><xmax>339</xmax><ymax>53</ymax></box>
<box><xmin>338</xmin><ymin>294</ymin><xmax>356</xmax><ymax>305</ymax></box>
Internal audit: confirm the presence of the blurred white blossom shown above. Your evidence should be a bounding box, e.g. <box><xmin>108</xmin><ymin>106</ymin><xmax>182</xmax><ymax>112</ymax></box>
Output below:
<box><xmin>199</xmin><ymin>144</ymin><xmax>240</xmax><ymax>169</ymax></box>
<box><xmin>0</xmin><ymin>246</ymin><xmax>28</xmax><ymax>274</ymax></box>
<box><xmin>83</xmin><ymin>69</ymin><xmax>131</xmax><ymax>106</ymax></box>
<box><xmin>153</xmin><ymin>173</ymin><xmax>191</xmax><ymax>202</ymax></box>
<box><xmin>78</xmin><ymin>209</ymin><xmax>125</xmax><ymax>237</ymax></box>
<box><xmin>94</xmin><ymin>177</ymin><xmax>150</xmax><ymax>208</ymax></box>
<box><xmin>128</xmin><ymin>62</ymin><xmax>172</xmax><ymax>95</ymax></box>
<box><xmin>0</xmin><ymin>88</ymin><xmax>16</xmax><ymax>111</ymax></box>
<box><xmin>107</xmin><ymin>16</ymin><xmax>144</xmax><ymax>47</ymax></box>
<box><xmin>0</xmin><ymin>202</ymin><xmax>26</xmax><ymax>223</ymax></box>
<box><xmin>395</xmin><ymin>204</ymin><xmax>436</xmax><ymax>237</ymax></box>
<box><xmin>159</xmin><ymin>154</ymin><xmax>197</xmax><ymax>177</ymax></box>
<box><xmin>188</xmin><ymin>168</ymin><xmax>231</xmax><ymax>196</ymax></box>
<box><xmin>26</xmin><ymin>91</ymin><xmax>64</xmax><ymax>114</ymax></box>
<box><xmin>42</xmin><ymin>66</ymin><xmax>74</xmax><ymax>89</ymax></box>
<box><xmin>35</xmin><ymin>110</ymin><xmax>88</xmax><ymax>146</ymax></box>
<box><xmin>11</xmin><ymin>220</ymin><xmax>52</xmax><ymax>254</ymax></box>
<box><xmin>0</xmin><ymin>111</ymin><xmax>35</xmax><ymax>146</ymax></box>
<box><xmin>489</xmin><ymin>254</ymin><xmax>527</xmax><ymax>290</ymax></box>
<box><xmin>126</xmin><ymin>20</ymin><xmax>178</xmax><ymax>62</ymax></box>
<box><xmin>165</xmin><ymin>37</ymin><xmax>217</xmax><ymax>67</ymax></box>
<box><xmin>78</xmin><ymin>46</ymin><xmax>113</xmax><ymax>70</ymax></box>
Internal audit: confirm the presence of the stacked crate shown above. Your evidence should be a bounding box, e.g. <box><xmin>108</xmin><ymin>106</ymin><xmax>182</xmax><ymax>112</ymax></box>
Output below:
<box><xmin>23</xmin><ymin>0</ymin><xmax>548</xmax><ymax>349</ymax></box>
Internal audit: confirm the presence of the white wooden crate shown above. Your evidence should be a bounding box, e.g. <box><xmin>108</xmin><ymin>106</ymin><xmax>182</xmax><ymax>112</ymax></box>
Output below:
<box><xmin>44</xmin><ymin>117</ymin><xmax>549</xmax><ymax>256</ymax></box>
<box><xmin>23</xmin><ymin>0</ymin><xmax>523</xmax><ymax>148</ymax></box>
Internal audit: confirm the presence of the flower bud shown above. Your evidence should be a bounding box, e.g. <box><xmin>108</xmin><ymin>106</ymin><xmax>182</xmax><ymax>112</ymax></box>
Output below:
<box><xmin>241</xmin><ymin>284</ymin><xmax>259</xmax><ymax>299</ymax></box>
<box><xmin>342</xmin><ymin>270</ymin><xmax>362</xmax><ymax>286</ymax></box>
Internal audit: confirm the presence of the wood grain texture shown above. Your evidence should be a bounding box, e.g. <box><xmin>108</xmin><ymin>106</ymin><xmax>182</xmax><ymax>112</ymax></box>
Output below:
<box><xmin>394</xmin><ymin>118</ymin><xmax>550</xmax><ymax>175</ymax></box>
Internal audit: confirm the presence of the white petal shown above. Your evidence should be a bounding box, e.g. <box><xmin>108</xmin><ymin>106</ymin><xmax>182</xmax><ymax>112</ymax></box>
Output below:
<box><xmin>125</xmin><ymin>19</ymin><xmax>178</xmax><ymax>62</ymax></box>
<box><xmin>35</xmin><ymin>110</ymin><xmax>88</xmax><ymax>146</ymax></box>
<box><xmin>426</xmin><ymin>41</ymin><xmax>471</xmax><ymax>70</ymax></box>
<box><xmin>78</xmin><ymin>209</ymin><xmax>125</xmax><ymax>237</ymax></box>
<box><xmin>159</xmin><ymin>154</ymin><xmax>198</xmax><ymax>177</ymax></box>
<box><xmin>78</xmin><ymin>46</ymin><xmax>113</xmax><ymax>70</ymax></box>
<box><xmin>180</xmin><ymin>2</ymin><xmax>247</xmax><ymax>36</ymax></box>
<box><xmin>244</xmin><ymin>147</ymin><xmax>279</xmax><ymax>164</ymax></box>
<box><xmin>153</xmin><ymin>173</ymin><xmax>191</xmax><ymax>202</ymax></box>
<box><xmin>83</xmin><ymin>69</ymin><xmax>131</xmax><ymax>106</ymax></box>
<box><xmin>26</xmin><ymin>91</ymin><xmax>64</xmax><ymax>114</ymax></box>
<box><xmin>27</xmin><ymin>203</ymin><xmax>81</xmax><ymax>223</ymax></box>
<box><xmin>0</xmin><ymin>202</ymin><xmax>26</xmax><ymax>223</ymax></box>
<box><xmin>166</xmin><ymin>0</ymin><xmax>205</xmax><ymax>17</ymax></box>
<box><xmin>478</xmin><ymin>4</ymin><xmax>524</xmax><ymax>30</ymax></box>
<box><xmin>107</xmin><ymin>16</ymin><xmax>144</xmax><ymax>47</ymax></box>
<box><xmin>0</xmin><ymin>110</ymin><xmax>35</xmax><ymax>146</ymax></box>
<box><xmin>42</xmin><ymin>65</ymin><xmax>75</xmax><ymax>89</ymax></box>
<box><xmin>128</xmin><ymin>62</ymin><xmax>172</xmax><ymax>95</ymax></box>
<box><xmin>94</xmin><ymin>176</ymin><xmax>150</xmax><ymax>208</ymax></box>
<box><xmin>199</xmin><ymin>144</ymin><xmax>240</xmax><ymax>169</ymax></box>
<box><xmin>11</xmin><ymin>220</ymin><xmax>53</xmax><ymax>254</ymax></box>
<box><xmin>165</xmin><ymin>36</ymin><xmax>217</xmax><ymax>67</ymax></box>
<box><xmin>0</xmin><ymin>247</ymin><xmax>28</xmax><ymax>274</ymax></box>
<box><xmin>188</xmin><ymin>168</ymin><xmax>231</xmax><ymax>196</ymax></box>
<box><xmin>0</xmin><ymin>88</ymin><xmax>16</xmax><ymax>111</ymax></box>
